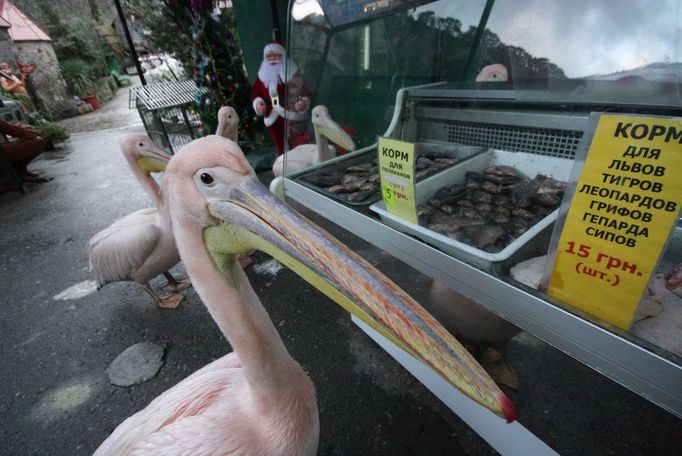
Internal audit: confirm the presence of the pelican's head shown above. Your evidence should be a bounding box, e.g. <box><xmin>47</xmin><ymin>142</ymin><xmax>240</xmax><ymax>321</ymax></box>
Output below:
<box><xmin>475</xmin><ymin>63</ymin><xmax>509</xmax><ymax>82</ymax></box>
<box><xmin>217</xmin><ymin>106</ymin><xmax>238</xmax><ymax>124</ymax></box>
<box><xmin>165</xmin><ymin>135</ymin><xmax>254</xmax><ymax>227</ymax></box>
<box><xmin>311</xmin><ymin>106</ymin><xmax>355</xmax><ymax>152</ymax></box>
<box><xmin>121</xmin><ymin>134</ymin><xmax>172</xmax><ymax>174</ymax></box>
<box><xmin>216</xmin><ymin>106</ymin><xmax>240</xmax><ymax>142</ymax></box>
<box><xmin>165</xmin><ymin>135</ymin><xmax>515</xmax><ymax>423</ymax></box>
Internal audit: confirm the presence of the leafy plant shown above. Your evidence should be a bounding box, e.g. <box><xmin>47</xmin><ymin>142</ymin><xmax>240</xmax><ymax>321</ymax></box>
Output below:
<box><xmin>0</xmin><ymin>91</ymin><xmax>35</xmax><ymax>112</ymax></box>
<box><xmin>25</xmin><ymin>111</ymin><xmax>48</xmax><ymax>126</ymax></box>
<box><xmin>60</xmin><ymin>59</ymin><xmax>95</xmax><ymax>96</ymax></box>
<box><xmin>34</xmin><ymin>122</ymin><xmax>70</xmax><ymax>143</ymax></box>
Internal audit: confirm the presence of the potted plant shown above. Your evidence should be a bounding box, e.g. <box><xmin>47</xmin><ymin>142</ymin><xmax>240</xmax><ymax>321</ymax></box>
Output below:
<box><xmin>34</xmin><ymin>122</ymin><xmax>70</xmax><ymax>150</ymax></box>
<box><xmin>61</xmin><ymin>59</ymin><xmax>100</xmax><ymax>110</ymax></box>
<box><xmin>26</xmin><ymin>112</ymin><xmax>70</xmax><ymax>150</ymax></box>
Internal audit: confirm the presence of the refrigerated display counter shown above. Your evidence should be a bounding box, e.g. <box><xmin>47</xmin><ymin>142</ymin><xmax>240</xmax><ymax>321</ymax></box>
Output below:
<box><xmin>277</xmin><ymin>0</ymin><xmax>682</xmax><ymax>452</ymax></box>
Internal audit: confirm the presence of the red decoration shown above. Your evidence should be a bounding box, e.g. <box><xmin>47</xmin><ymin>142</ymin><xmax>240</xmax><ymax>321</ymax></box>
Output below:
<box><xmin>16</xmin><ymin>60</ymin><xmax>36</xmax><ymax>75</ymax></box>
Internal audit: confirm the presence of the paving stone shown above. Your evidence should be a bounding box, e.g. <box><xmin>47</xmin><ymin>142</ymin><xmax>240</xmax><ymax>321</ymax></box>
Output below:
<box><xmin>106</xmin><ymin>342</ymin><xmax>165</xmax><ymax>387</ymax></box>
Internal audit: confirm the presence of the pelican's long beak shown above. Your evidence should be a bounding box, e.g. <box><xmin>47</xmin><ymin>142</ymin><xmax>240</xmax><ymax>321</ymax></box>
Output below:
<box><xmin>205</xmin><ymin>177</ymin><xmax>515</xmax><ymax>422</ymax></box>
<box><xmin>319</xmin><ymin>116</ymin><xmax>355</xmax><ymax>152</ymax></box>
<box><xmin>137</xmin><ymin>148</ymin><xmax>172</xmax><ymax>174</ymax></box>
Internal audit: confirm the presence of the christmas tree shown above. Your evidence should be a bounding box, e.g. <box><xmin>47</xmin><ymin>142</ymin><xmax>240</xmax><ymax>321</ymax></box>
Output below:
<box><xmin>190</xmin><ymin>0</ymin><xmax>265</xmax><ymax>144</ymax></box>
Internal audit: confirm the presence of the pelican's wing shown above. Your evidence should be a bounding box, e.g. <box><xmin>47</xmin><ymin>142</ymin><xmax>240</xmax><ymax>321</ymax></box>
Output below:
<box><xmin>129</xmin><ymin>416</ymin><xmax>246</xmax><ymax>456</ymax></box>
<box><xmin>87</xmin><ymin>208</ymin><xmax>161</xmax><ymax>286</ymax></box>
<box><xmin>95</xmin><ymin>361</ymin><xmax>241</xmax><ymax>456</ymax></box>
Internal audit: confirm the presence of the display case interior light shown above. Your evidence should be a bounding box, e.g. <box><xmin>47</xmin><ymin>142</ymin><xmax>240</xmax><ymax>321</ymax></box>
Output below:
<box><xmin>362</xmin><ymin>24</ymin><xmax>370</xmax><ymax>70</ymax></box>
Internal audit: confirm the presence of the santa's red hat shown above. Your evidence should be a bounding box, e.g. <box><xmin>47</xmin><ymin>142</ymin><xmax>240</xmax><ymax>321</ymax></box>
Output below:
<box><xmin>263</xmin><ymin>41</ymin><xmax>286</xmax><ymax>58</ymax></box>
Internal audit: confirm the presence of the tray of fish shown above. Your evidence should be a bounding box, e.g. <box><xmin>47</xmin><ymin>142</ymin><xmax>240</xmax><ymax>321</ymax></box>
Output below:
<box><xmin>369</xmin><ymin>149</ymin><xmax>573</xmax><ymax>271</ymax></box>
<box><xmin>295</xmin><ymin>142</ymin><xmax>486</xmax><ymax>206</ymax></box>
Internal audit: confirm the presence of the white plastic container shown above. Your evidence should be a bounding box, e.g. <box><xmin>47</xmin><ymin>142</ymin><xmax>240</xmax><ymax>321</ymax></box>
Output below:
<box><xmin>369</xmin><ymin>149</ymin><xmax>574</xmax><ymax>271</ymax></box>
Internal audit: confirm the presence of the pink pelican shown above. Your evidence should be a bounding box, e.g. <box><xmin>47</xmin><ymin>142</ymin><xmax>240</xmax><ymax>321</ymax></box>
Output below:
<box><xmin>215</xmin><ymin>105</ymin><xmax>239</xmax><ymax>142</ymax></box>
<box><xmin>94</xmin><ymin>135</ymin><xmax>514</xmax><ymax>455</ymax></box>
<box><xmin>430</xmin><ymin>280</ymin><xmax>521</xmax><ymax>389</ymax></box>
<box><xmin>215</xmin><ymin>105</ymin><xmax>252</xmax><ymax>268</ymax></box>
<box><xmin>87</xmin><ymin>135</ymin><xmax>190</xmax><ymax>308</ymax></box>
<box><xmin>270</xmin><ymin>106</ymin><xmax>354</xmax><ymax>197</ymax></box>
<box><xmin>476</xmin><ymin>63</ymin><xmax>509</xmax><ymax>82</ymax></box>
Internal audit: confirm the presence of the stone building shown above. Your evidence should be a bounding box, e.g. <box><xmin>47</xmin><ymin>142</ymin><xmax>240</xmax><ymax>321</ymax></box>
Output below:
<box><xmin>0</xmin><ymin>1</ymin><xmax>73</xmax><ymax>118</ymax></box>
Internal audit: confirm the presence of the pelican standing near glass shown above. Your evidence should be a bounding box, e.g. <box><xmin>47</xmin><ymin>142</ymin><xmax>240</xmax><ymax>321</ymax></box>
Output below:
<box><xmin>269</xmin><ymin>105</ymin><xmax>355</xmax><ymax>198</ymax></box>
<box><xmin>87</xmin><ymin>135</ymin><xmax>190</xmax><ymax>308</ymax></box>
<box><xmin>272</xmin><ymin>105</ymin><xmax>355</xmax><ymax>177</ymax></box>
<box><xmin>94</xmin><ymin>135</ymin><xmax>515</xmax><ymax>455</ymax></box>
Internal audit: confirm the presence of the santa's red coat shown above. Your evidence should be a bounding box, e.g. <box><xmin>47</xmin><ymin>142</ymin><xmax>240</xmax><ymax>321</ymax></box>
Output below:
<box><xmin>251</xmin><ymin>76</ymin><xmax>310</xmax><ymax>155</ymax></box>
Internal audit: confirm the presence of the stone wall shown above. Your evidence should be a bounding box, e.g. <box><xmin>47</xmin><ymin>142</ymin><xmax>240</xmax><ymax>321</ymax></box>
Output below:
<box><xmin>0</xmin><ymin>27</ymin><xmax>16</xmax><ymax>66</ymax></box>
<box><xmin>14</xmin><ymin>41</ymin><xmax>74</xmax><ymax>118</ymax></box>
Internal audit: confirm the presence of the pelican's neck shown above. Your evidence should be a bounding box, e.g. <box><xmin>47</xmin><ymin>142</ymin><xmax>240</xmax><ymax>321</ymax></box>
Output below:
<box><xmin>172</xmin><ymin>211</ymin><xmax>300</xmax><ymax>396</ymax></box>
<box><xmin>216</xmin><ymin>120</ymin><xmax>238</xmax><ymax>142</ymax></box>
<box><xmin>225</xmin><ymin>125</ymin><xmax>239</xmax><ymax>142</ymax></box>
<box><xmin>125</xmin><ymin>153</ymin><xmax>163</xmax><ymax>207</ymax></box>
<box><xmin>314</xmin><ymin>126</ymin><xmax>334</xmax><ymax>162</ymax></box>
<box><xmin>215</xmin><ymin>118</ymin><xmax>227</xmax><ymax>138</ymax></box>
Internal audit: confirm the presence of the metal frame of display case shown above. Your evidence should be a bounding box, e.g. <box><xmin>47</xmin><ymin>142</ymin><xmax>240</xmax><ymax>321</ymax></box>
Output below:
<box><xmin>279</xmin><ymin>86</ymin><xmax>682</xmax><ymax>440</ymax></box>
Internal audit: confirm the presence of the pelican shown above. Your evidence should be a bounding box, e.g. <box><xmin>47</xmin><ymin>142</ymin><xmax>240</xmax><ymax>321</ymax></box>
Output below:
<box><xmin>94</xmin><ymin>135</ymin><xmax>515</xmax><ymax>455</ymax></box>
<box><xmin>475</xmin><ymin>63</ymin><xmax>509</xmax><ymax>82</ymax></box>
<box><xmin>430</xmin><ymin>280</ymin><xmax>521</xmax><ymax>389</ymax></box>
<box><xmin>270</xmin><ymin>106</ymin><xmax>354</xmax><ymax>197</ymax></box>
<box><xmin>87</xmin><ymin>135</ymin><xmax>190</xmax><ymax>309</ymax></box>
<box><xmin>215</xmin><ymin>105</ymin><xmax>239</xmax><ymax>142</ymax></box>
<box><xmin>215</xmin><ymin>105</ymin><xmax>252</xmax><ymax>269</ymax></box>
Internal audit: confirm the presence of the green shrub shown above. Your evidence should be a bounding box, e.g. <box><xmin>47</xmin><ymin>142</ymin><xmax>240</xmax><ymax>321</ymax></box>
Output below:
<box><xmin>34</xmin><ymin>122</ymin><xmax>70</xmax><ymax>143</ymax></box>
<box><xmin>60</xmin><ymin>59</ymin><xmax>95</xmax><ymax>96</ymax></box>
<box><xmin>0</xmin><ymin>91</ymin><xmax>35</xmax><ymax>112</ymax></box>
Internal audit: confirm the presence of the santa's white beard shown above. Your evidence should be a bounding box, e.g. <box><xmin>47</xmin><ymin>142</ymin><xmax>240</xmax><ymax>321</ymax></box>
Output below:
<box><xmin>257</xmin><ymin>58</ymin><xmax>298</xmax><ymax>87</ymax></box>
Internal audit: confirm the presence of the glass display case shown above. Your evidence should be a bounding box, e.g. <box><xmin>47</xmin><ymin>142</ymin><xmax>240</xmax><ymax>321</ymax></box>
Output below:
<box><xmin>279</xmin><ymin>0</ymin><xmax>682</xmax><ymax>451</ymax></box>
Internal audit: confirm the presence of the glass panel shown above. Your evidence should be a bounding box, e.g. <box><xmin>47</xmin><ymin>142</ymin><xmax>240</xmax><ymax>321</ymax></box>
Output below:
<box><xmin>284</xmin><ymin>0</ymin><xmax>682</xmax><ymax>362</ymax></box>
<box><xmin>286</xmin><ymin>0</ymin><xmax>682</xmax><ymax>157</ymax></box>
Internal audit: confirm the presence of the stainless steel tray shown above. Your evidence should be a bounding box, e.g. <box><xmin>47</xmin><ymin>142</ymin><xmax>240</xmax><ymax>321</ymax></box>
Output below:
<box><xmin>295</xmin><ymin>142</ymin><xmax>486</xmax><ymax>206</ymax></box>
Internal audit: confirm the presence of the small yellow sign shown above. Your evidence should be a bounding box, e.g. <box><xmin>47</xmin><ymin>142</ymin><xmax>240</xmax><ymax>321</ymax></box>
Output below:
<box><xmin>548</xmin><ymin>114</ymin><xmax>682</xmax><ymax>329</ymax></box>
<box><xmin>378</xmin><ymin>137</ymin><xmax>418</xmax><ymax>224</ymax></box>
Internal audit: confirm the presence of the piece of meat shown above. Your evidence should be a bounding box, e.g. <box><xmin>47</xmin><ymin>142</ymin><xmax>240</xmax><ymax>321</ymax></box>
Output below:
<box><xmin>510</xmin><ymin>255</ymin><xmax>547</xmax><ymax>290</ymax></box>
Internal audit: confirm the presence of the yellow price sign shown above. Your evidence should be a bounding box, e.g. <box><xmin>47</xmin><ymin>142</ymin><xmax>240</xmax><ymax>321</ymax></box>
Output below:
<box><xmin>378</xmin><ymin>137</ymin><xmax>418</xmax><ymax>224</ymax></box>
<box><xmin>548</xmin><ymin>114</ymin><xmax>682</xmax><ymax>329</ymax></box>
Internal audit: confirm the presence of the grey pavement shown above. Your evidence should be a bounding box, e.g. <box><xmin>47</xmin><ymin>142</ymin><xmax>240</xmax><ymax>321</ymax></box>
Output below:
<box><xmin>1</xmin><ymin>82</ymin><xmax>680</xmax><ymax>455</ymax></box>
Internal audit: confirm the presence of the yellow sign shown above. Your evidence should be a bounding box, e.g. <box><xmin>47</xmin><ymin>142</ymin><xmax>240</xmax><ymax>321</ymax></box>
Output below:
<box><xmin>378</xmin><ymin>137</ymin><xmax>418</xmax><ymax>224</ymax></box>
<box><xmin>548</xmin><ymin>114</ymin><xmax>682</xmax><ymax>329</ymax></box>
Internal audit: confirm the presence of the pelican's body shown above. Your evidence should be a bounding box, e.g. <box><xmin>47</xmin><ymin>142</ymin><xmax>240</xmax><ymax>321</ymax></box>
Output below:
<box><xmin>96</xmin><ymin>135</ymin><xmax>513</xmax><ymax>455</ymax></box>
<box><xmin>429</xmin><ymin>280</ymin><xmax>521</xmax><ymax>389</ymax></box>
<box><xmin>632</xmin><ymin>272</ymin><xmax>682</xmax><ymax>357</ymax></box>
<box><xmin>272</xmin><ymin>105</ymin><xmax>354</xmax><ymax>178</ymax></box>
<box><xmin>87</xmin><ymin>136</ymin><xmax>188</xmax><ymax>308</ymax></box>
<box><xmin>95</xmin><ymin>351</ymin><xmax>317</xmax><ymax>455</ymax></box>
<box><xmin>430</xmin><ymin>280</ymin><xmax>520</xmax><ymax>342</ymax></box>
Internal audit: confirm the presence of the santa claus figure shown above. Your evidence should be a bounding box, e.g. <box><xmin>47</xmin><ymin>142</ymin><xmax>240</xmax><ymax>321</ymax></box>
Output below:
<box><xmin>251</xmin><ymin>42</ymin><xmax>311</xmax><ymax>155</ymax></box>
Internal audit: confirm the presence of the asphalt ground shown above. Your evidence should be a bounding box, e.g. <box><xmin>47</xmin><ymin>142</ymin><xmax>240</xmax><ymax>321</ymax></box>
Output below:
<box><xmin>1</xmin><ymin>85</ymin><xmax>680</xmax><ymax>455</ymax></box>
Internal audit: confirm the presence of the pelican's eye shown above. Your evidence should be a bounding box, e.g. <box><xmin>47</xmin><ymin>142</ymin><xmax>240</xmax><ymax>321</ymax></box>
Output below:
<box><xmin>200</xmin><ymin>172</ymin><xmax>215</xmax><ymax>185</ymax></box>
<box><xmin>138</xmin><ymin>142</ymin><xmax>144</xmax><ymax>147</ymax></box>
